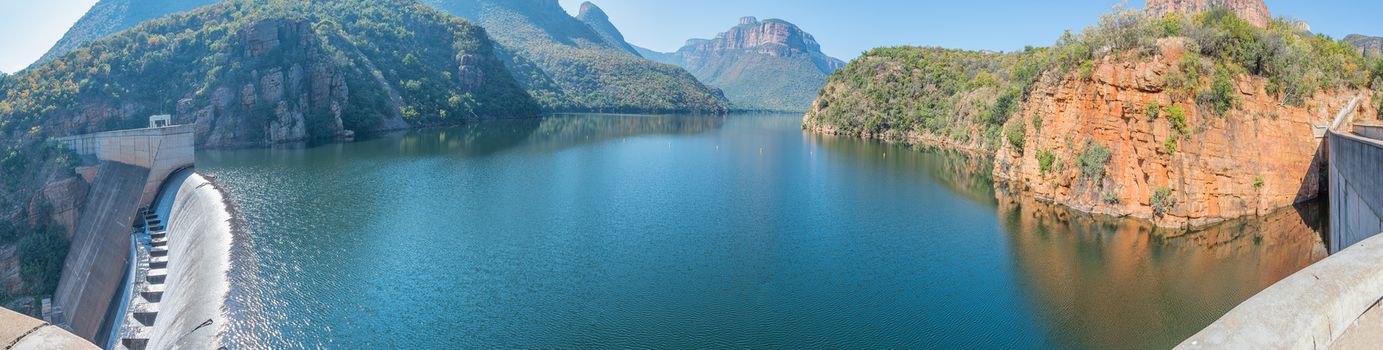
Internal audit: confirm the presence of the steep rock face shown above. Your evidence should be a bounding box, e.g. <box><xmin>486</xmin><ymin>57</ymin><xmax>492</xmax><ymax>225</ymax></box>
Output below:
<box><xmin>656</xmin><ymin>17</ymin><xmax>846</xmax><ymax>111</ymax></box>
<box><xmin>37</xmin><ymin>0</ymin><xmax>218</xmax><ymax>66</ymax></box>
<box><xmin>1346</xmin><ymin>34</ymin><xmax>1383</xmax><ymax>57</ymax></box>
<box><xmin>994</xmin><ymin>40</ymin><xmax>1374</xmax><ymax>228</ymax></box>
<box><xmin>575</xmin><ymin>2</ymin><xmax>640</xmax><ymax>56</ymax></box>
<box><xmin>1145</xmin><ymin>0</ymin><xmax>1271</xmax><ymax>27</ymax></box>
<box><xmin>185</xmin><ymin>18</ymin><xmax>352</xmax><ymax>148</ymax></box>
<box><xmin>420</xmin><ymin>0</ymin><xmax>729</xmax><ymax>113</ymax></box>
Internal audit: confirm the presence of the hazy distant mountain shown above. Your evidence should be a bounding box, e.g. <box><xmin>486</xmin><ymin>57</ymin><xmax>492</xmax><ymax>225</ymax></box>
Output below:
<box><xmin>419</xmin><ymin>0</ymin><xmax>728</xmax><ymax>113</ymax></box>
<box><xmin>574</xmin><ymin>2</ymin><xmax>640</xmax><ymax>56</ymax></box>
<box><xmin>634</xmin><ymin>45</ymin><xmax>683</xmax><ymax>66</ymax></box>
<box><xmin>646</xmin><ymin>16</ymin><xmax>845</xmax><ymax>112</ymax></box>
<box><xmin>37</xmin><ymin>0</ymin><xmax>219</xmax><ymax>66</ymax></box>
<box><xmin>1346</xmin><ymin>34</ymin><xmax>1382</xmax><ymax>57</ymax></box>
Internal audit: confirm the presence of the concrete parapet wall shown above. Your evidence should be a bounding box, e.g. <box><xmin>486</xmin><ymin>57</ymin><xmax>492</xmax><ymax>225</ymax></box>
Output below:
<box><xmin>1355</xmin><ymin>124</ymin><xmax>1383</xmax><ymax>140</ymax></box>
<box><xmin>1327</xmin><ymin>131</ymin><xmax>1383</xmax><ymax>253</ymax></box>
<box><xmin>1177</xmin><ymin>233</ymin><xmax>1383</xmax><ymax>349</ymax></box>
<box><xmin>54</xmin><ymin>125</ymin><xmax>195</xmax><ymax>207</ymax></box>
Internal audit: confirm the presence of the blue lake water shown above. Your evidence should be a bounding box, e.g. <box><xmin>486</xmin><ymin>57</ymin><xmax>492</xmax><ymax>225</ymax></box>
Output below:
<box><xmin>199</xmin><ymin>113</ymin><xmax>1326</xmax><ymax>349</ymax></box>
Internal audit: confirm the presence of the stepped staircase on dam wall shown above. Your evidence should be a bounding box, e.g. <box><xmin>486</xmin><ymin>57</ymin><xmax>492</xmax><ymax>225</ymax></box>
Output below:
<box><xmin>1179</xmin><ymin>96</ymin><xmax>1383</xmax><ymax>349</ymax></box>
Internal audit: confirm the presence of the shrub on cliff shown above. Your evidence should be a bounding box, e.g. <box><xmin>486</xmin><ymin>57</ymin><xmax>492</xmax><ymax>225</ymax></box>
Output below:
<box><xmin>1004</xmin><ymin>118</ymin><xmax>1026</xmax><ymax>154</ymax></box>
<box><xmin>1053</xmin><ymin>7</ymin><xmax>1370</xmax><ymax>107</ymax></box>
<box><xmin>1077</xmin><ymin>141</ymin><xmax>1113</xmax><ymax>182</ymax></box>
<box><xmin>1151</xmin><ymin>188</ymin><xmax>1178</xmax><ymax>217</ymax></box>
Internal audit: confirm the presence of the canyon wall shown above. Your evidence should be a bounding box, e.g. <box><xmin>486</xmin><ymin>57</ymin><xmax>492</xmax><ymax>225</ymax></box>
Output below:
<box><xmin>995</xmin><ymin>40</ymin><xmax>1374</xmax><ymax>228</ymax></box>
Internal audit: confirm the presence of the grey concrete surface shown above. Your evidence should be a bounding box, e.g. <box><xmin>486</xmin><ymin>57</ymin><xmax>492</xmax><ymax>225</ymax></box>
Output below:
<box><xmin>1176</xmin><ymin>234</ymin><xmax>1383</xmax><ymax>349</ymax></box>
<box><xmin>0</xmin><ymin>307</ymin><xmax>99</xmax><ymax>350</ymax></box>
<box><xmin>51</xmin><ymin>162</ymin><xmax>148</xmax><ymax>342</ymax></box>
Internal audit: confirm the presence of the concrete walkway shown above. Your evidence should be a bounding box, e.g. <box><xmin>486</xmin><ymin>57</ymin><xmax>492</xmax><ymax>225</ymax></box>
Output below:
<box><xmin>1177</xmin><ymin>233</ymin><xmax>1383</xmax><ymax>349</ymax></box>
<box><xmin>0</xmin><ymin>308</ymin><xmax>98</xmax><ymax>349</ymax></box>
<box><xmin>1330</xmin><ymin>302</ymin><xmax>1383</xmax><ymax>350</ymax></box>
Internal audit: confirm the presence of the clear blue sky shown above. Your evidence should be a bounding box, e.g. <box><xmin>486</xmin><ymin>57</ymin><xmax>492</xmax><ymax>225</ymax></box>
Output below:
<box><xmin>1</xmin><ymin>1</ymin><xmax>1379</xmax><ymax>73</ymax></box>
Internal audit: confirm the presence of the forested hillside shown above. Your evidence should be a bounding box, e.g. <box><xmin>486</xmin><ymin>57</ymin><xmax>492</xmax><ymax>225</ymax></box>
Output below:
<box><xmin>37</xmin><ymin>0</ymin><xmax>219</xmax><ymax>66</ymax></box>
<box><xmin>420</xmin><ymin>0</ymin><xmax>729</xmax><ymax>113</ymax></box>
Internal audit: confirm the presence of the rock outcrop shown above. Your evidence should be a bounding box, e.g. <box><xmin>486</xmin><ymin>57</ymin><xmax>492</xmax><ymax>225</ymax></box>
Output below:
<box><xmin>575</xmin><ymin>2</ymin><xmax>640</xmax><ymax>56</ymax></box>
<box><xmin>650</xmin><ymin>17</ymin><xmax>846</xmax><ymax>111</ymax></box>
<box><xmin>1145</xmin><ymin>0</ymin><xmax>1272</xmax><ymax>27</ymax></box>
<box><xmin>994</xmin><ymin>39</ymin><xmax>1375</xmax><ymax>228</ymax></box>
<box><xmin>187</xmin><ymin>18</ymin><xmax>352</xmax><ymax>148</ymax></box>
<box><xmin>1345</xmin><ymin>34</ymin><xmax>1383</xmax><ymax>57</ymax></box>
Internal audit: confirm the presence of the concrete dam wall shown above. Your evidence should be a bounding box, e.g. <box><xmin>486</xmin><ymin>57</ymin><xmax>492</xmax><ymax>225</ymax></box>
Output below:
<box><xmin>1327</xmin><ymin>130</ymin><xmax>1383</xmax><ymax>252</ymax></box>
<box><xmin>51</xmin><ymin>162</ymin><xmax>149</xmax><ymax>341</ymax></box>
<box><xmin>114</xmin><ymin>170</ymin><xmax>233</xmax><ymax>349</ymax></box>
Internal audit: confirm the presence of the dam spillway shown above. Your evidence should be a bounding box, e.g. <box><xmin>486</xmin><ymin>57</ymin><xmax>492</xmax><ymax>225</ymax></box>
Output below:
<box><xmin>114</xmin><ymin>170</ymin><xmax>232</xmax><ymax>349</ymax></box>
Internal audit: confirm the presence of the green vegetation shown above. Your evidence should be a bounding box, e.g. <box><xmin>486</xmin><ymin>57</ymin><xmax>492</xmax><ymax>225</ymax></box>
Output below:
<box><xmin>1053</xmin><ymin>8</ymin><xmax>1370</xmax><ymax>108</ymax></box>
<box><xmin>1151</xmin><ymin>188</ymin><xmax>1178</xmax><ymax>216</ymax></box>
<box><xmin>1103</xmin><ymin>191</ymin><xmax>1121</xmax><ymax>205</ymax></box>
<box><xmin>1037</xmin><ymin>149</ymin><xmax>1057</xmax><ymax>175</ymax></box>
<box><xmin>2</xmin><ymin>0</ymin><xmax>540</xmax><ymax>142</ymax></box>
<box><xmin>419</xmin><ymin>0</ymin><xmax>728</xmax><ymax>113</ymax></box>
<box><xmin>1199</xmin><ymin>66</ymin><xmax>1240</xmax><ymax>116</ymax></box>
<box><xmin>1146</xmin><ymin>100</ymin><xmax>1161</xmax><ymax>120</ymax></box>
<box><xmin>1005</xmin><ymin>119</ymin><xmax>1026</xmax><ymax>154</ymax></box>
<box><xmin>0</xmin><ymin>0</ymin><xmax>542</xmax><ymax>304</ymax></box>
<box><xmin>1077</xmin><ymin>141</ymin><xmax>1112</xmax><ymax>182</ymax></box>
<box><xmin>805</xmin><ymin>46</ymin><xmax>1053</xmax><ymax>150</ymax></box>
<box><xmin>1254</xmin><ymin>176</ymin><xmax>1265</xmax><ymax>189</ymax></box>
<box><xmin>36</xmin><ymin>0</ymin><xmax>219</xmax><ymax>65</ymax></box>
<box><xmin>1166</xmin><ymin>105</ymin><xmax>1189</xmax><ymax>134</ymax></box>
<box><xmin>1164</xmin><ymin>135</ymin><xmax>1179</xmax><ymax>154</ymax></box>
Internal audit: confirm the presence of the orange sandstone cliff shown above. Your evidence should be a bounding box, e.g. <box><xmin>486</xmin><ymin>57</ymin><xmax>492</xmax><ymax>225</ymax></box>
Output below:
<box><xmin>994</xmin><ymin>39</ymin><xmax>1374</xmax><ymax>228</ymax></box>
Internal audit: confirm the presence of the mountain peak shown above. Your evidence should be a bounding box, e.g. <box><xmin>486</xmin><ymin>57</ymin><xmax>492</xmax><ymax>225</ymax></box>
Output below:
<box><xmin>578</xmin><ymin>1</ymin><xmax>608</xmax><ymax>20</ymax></box>
<box><xmin>1145</xmin><ymin>0</ymin><xmax>1272</xmax><ymax>27</ymax></box>
<box><xmin>575</xmin><ymin>1</ymin><xmax>640</xmax><ymax>56</ymax></box>
<box><xmin>650</xmin><ymin>16</ymin><xmax>846</xmax><ymax>111</ymax></box>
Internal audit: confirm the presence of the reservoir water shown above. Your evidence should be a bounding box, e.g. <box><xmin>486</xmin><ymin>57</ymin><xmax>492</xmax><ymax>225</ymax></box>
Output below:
<box><xmin>199</xmin><ymin>113</ymin><xmax>1327</xmax><ymax>349</ymax></box>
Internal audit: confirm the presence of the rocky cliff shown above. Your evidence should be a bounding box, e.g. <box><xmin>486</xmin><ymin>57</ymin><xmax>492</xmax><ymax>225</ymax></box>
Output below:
<box><xmin>575</xmin><ymin>2</ymin><xmax>640</xmax><ymax>56</ymax></box>
<box><xmin>1346</xmin><ymin>34</ymin><xmax>1383</xmax><ymax>57</ymax></box>
<box><xmin>994</xmin><ymin>39</ymin><xmax>1374</xmax><ymax>228</ymax></box>
<box><xmin>652</xmin><ymin>16</ymin><xmax>846</xmax><ymax>111</ymax></box>
<box><xmin>1145</xmin><ymin>0</ymin><xmax>1271</xmax><ymax>27</ymax></box>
